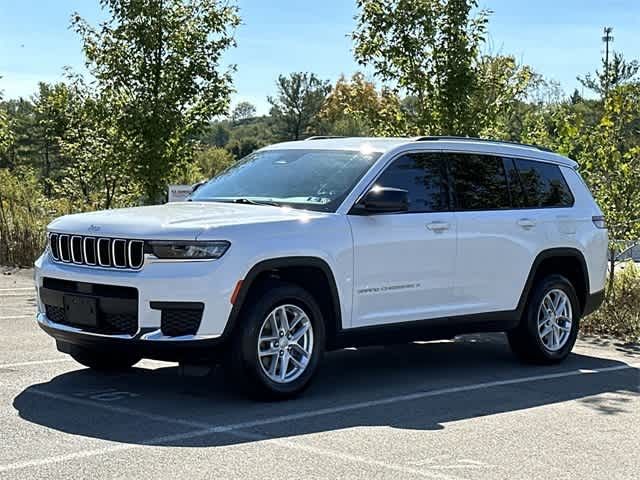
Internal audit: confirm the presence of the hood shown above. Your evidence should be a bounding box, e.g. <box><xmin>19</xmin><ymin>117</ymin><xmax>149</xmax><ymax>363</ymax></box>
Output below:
<box><xmin>47</xmin><ymin>202</ymin><xmax>328</xmax><ymax>240</ymax></box>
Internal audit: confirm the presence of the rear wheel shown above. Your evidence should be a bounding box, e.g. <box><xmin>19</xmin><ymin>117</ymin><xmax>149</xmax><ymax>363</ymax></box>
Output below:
<box><xmin>508</xmin><ymin>274</ymin><xmax>580</xmax><ymax>364</ymax></box>
<box><xmin>70</xmin><ymin>350</ymin><xmax>141</xmax><ymax>371</ymax></box>
<box><xmin>225</xmin><ymin>280</ymin><xmax>325</xmax><ymax>400</ymax></box>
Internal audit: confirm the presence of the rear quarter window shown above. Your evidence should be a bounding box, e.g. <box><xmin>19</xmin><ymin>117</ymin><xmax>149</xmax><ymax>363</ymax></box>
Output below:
<box><xmin>513</xmin><ymin>158</ymin><xmax>574</xmax><ymax>208</ymax></box>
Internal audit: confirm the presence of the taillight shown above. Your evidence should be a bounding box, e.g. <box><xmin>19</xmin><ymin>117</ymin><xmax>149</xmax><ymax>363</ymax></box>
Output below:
<box><xmin>592</xmin><ymin>215</ymin><xmax>607</xmax><ymax>229</ymax></box>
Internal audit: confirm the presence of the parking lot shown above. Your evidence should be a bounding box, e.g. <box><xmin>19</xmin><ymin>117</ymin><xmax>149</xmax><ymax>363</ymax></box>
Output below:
<box><xmin>0</xmin><ymin>269</ymin><xmax>638</xmax><ymax>479</ymax></box>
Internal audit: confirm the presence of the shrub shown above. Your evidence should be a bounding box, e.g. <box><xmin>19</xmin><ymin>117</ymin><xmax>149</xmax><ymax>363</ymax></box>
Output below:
<box><xmin>0</xmin><ymin>168</ymin><xmax>58</xmax><ymax>266</ymax></box>
<box><xmin>582</xmin><ymin>262</ymin><xmax>640</xmax><ymax>343</ymax></box>
<box><xmin>195</xmin><ymin>146</ymin><xmax>236</xmax><ymax>178</ymax></box>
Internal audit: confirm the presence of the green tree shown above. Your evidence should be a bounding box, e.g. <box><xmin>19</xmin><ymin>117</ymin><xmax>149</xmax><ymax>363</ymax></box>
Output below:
<box><xmin>229</xmin><ymin>101</ymin><xmax>256</xmax><ymax>124</ymax></box>
<box><xmin>32</xmin><ymin>82</ymin><xmax>74</xmax><ymax>195</ymax></box>
<box><xmin>472</xmin><ymin>55</ymin><xmax>539</xmax><ymax>139</ymax></box>
<box><xmin>268</xmin><ymin>72</ymin><xmax>331</xmax><ymax>140</ymax></box>
<box><xmin>319</xmin><ymin>72</ymin><xmax>406</xmax><ymax>136</ymax></box>
<box><xmin>0</xmin><ymin>98</ymin><xmax>38</xmax><ymax>170</ymax></box>
<box><xmin>578</xmin><ymin>52</ymin><xmax>639</xmax><ymax>98</ymax></box>
<box><xmin>57</xmin><ymin>76</ymin><xmax>141</xmax><ymax>210</ymax></box>
<box><xmin>72</xmin><ymin>0</ymin><xmax>240</xmax><ymax>202</ymax></box>
<box><xmin>203</xmin><ymin>122</ymin><xmax>231</xmax><ymax>147</ymax></box>
<box><xmin>226</xmin><ymin>137</ymin><xmax>261</xmax><ymax>158</ymax></box>
<box><xmin>195</xmin><ymin>146</ymin><xmax>235</xmax><ymax>177</ymax></box>
<box><xmin>352</xmin><ymin>0</ymin><xmax>489</xmax><ymax>135</ymax></box>
<box><xmin>0</xmin><ymin>81</ymin><xmax>13</xmax><ymax>157</ymax></box>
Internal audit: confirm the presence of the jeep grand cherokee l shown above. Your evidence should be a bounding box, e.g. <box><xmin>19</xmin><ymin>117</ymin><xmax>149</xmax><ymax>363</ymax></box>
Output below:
<box><xmin>34</xmin><ymin>136</ymin><xmax>608</xmax><ymax>399</ymax></box>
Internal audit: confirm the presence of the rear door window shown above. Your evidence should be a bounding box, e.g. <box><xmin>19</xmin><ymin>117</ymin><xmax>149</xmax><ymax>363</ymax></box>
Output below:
<box><xmin>448</xmin><ymin>153</ymin><xmax>510</xmax><ymax>210</ymax></box>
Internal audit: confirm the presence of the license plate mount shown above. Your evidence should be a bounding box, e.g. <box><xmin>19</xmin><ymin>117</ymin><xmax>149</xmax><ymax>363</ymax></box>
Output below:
<box><xmin>63</xmin><ymin>295</ymin><xmax>98</xmax><ymax>327</ymax></box>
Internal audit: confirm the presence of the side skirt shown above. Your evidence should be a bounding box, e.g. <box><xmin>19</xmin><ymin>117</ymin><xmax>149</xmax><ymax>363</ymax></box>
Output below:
<box><xmin>330</xmin><ymin>311</ymin><xmax>520</xmax><ymax>350</ymax></box>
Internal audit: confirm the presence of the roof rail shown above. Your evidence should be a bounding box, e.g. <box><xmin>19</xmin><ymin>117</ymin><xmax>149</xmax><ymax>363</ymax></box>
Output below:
<box><xmin>305</xmin><ymin>136</ymin><xmax>347</xmax><ymax>141</ymax></box>
<box><xmin>414</xmin><ymin>136</ymin><xmax>553</xmax><ymax>153</ymax></box>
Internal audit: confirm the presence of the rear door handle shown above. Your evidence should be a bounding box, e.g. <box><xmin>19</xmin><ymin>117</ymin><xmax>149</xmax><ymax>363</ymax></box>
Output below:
<box><xmin>517</xmin><ymin>218</ymin><xmax>536</xmax><ymax>229</ymax></box>
<box><xmin>426</xmin><ymin>221</ymin><xmax>450</xmax><ymax>232</ymax></box>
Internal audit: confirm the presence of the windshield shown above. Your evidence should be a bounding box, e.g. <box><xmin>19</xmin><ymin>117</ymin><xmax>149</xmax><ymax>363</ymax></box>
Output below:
<box><xmin>190</xmin><ymin>149</ymin><xmax>381</xmax><ymax>212</ymax></box>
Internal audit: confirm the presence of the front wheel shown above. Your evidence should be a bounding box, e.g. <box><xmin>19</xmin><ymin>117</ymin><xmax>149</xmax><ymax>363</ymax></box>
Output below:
<box><xmin>507</xmin><ymin>274</ymin><xmax>580</xmax><ymax>364</ymax></box>
<box><xmin>225</xmin><ymin>281</ymin><xmax>325</xmax><ymax>400</ymax></box>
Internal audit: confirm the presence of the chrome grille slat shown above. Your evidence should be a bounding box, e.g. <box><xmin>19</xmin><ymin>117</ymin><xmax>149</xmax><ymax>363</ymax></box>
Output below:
<box><xmin>112</xmin><ymin>239</ymin><xmax>127</xmax><ymax>268</ymax></box>
<box><xmin>71</xmin><ymin>236</ymin><xmax>83</xmax><ymax>264</ymax></box>
<box><xmin>97</xmin><ymin>238</ymin><xmax>111</xmax><ymax>267</ymax></box>
<box><xmin>49</xmin><ymin>233</ymin><xmax>60</xmax><ymax>260</ymax></box>
<box><xmin>58</xmin><ymin>235</ymin><xmax>71</xmax><ymax>262</ymax></box>
<box><xmin>83</xmin><ymin>237</ymin><xmax>97</xmax><ymax>265</ymax></box>
<box><xmin>47</xmin><ymin>233</ymin><xmax>144</xmax><ymax>271</ymax></box>
<box><xmin>128</xmin><ymin>240</ymin><xmax>144</xmax><ymax>269</ymax></box>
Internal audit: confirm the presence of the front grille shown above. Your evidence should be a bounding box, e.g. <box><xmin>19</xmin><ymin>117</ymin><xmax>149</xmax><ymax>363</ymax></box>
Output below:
<box><xmin>42</xmin><ymin>278</ymin><xmax>139</xmax><ymax>336</ymax></box>
<box><xmin>48</xmin><ymin>233</ymin><xmax>144</xmax><ymax>270</ymax></box>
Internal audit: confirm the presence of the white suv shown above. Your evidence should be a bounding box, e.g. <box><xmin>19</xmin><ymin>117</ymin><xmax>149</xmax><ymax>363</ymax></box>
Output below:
<box><xmin>35</xmin><ymin>136</ymin><xmax>608</xmax><ymax>399</ymax></box>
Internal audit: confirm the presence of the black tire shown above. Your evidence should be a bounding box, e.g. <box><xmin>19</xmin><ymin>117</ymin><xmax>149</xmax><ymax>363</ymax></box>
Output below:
<box><xmin>71</xmin><ymin>350</ymin><xmax>141</xmax><ymax>371</ymax></box>
<box><xmin>224</xmin><ymin>280</ymin><xmax>326</xmax><ymax>400</ymax></box>
<box><xmin>507</xmin><ymin>274</ymin><xmax>581</xmax><ymax>364</ymax></box>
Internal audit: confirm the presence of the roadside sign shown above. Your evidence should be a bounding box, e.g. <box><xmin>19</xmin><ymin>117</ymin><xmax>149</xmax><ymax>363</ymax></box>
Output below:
<box><xmin>168</xmin><ymin>185</ymin><xmax>193</xmax><ymax>202</ymax></box>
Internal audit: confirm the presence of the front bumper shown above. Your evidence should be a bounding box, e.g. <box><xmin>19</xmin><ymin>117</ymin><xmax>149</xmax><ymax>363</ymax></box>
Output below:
<box><xmin>38</xmin><ymin>314</ymin><xmax>226</xmax><ymax>362</ymax></box>
<box><xmin>34</xmin><ymin>253</ymin><xmax>239</xmax><ymax>360</ymax></box>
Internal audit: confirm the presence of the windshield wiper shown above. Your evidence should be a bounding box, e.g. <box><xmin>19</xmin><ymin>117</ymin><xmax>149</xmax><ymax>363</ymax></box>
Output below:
<box><xmin>231</xmin><ymin>198</ymin><xmax>281</xmax><ymax>207</ymax></box>
<box><xmin>197</xmin><ymin>197</ymin><xmax>281</xmax><ymax>207</ymax></box>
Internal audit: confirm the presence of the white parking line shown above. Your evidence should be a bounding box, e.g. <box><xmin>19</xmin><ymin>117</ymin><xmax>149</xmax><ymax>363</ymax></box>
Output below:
<box><xmin>0</xmin><ymin>287</ymin><xmax>33</xmax><ymax>292</ymax></box>
<box><xmin>1</xmin><ymin>361</ymin><xmax>637</xmax><ymax>474</ymax></box>
<box><xmin>228</xmin><ymin>429</ymin><xmax>465</xmax><ymax>480</ymax></box>
<box><xmin>0</xmin><ymin>315</ymin><xmax>34</xmax><ymax>320</ymax></box>
<box><xmin>0</xmin><ymin>359</ymin><xmax>71</xmax><ymax>369</ymax></box>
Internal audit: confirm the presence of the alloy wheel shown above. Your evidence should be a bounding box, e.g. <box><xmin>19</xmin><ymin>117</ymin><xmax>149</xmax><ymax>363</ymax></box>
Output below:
<box><xmin>257</xmin><ymin>304</ymin><xmax>314</xmax><ymax>383</ymax></box>
<box><xmin>537</xmin><ymin>289</ymin><xmax>573</xmax><ymax>352</ymax></box>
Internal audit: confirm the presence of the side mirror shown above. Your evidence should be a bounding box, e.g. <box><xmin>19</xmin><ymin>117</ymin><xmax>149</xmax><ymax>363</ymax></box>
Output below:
<box><xmin>353</xmin><ymin>186</ymin><xmax>409</xmax><ymax>214</ymax></box>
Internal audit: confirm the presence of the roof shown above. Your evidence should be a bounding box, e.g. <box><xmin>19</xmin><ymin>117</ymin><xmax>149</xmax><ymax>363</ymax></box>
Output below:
<box><xmin>263</xmin><ymin>137</ymin><xmax>410</xmax><ymax>153</ymax></box>
<box><xmin>262</xmin><ymin>136</ymin><xmax>578</xmax><ymax>168</ymax></box>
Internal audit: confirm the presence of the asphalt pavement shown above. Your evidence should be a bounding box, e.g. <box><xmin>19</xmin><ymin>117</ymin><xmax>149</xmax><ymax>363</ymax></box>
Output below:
<box><xmin>0</xmin><ymin>268</ymin><xmax>638</xmax><ymax>479</ymax></box>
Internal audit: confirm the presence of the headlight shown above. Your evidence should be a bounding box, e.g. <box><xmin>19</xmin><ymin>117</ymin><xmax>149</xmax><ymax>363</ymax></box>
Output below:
<box><xmin>146</xmin><ymin>241</ymin><xmax>230</xmax><ymax>260</ymax></box>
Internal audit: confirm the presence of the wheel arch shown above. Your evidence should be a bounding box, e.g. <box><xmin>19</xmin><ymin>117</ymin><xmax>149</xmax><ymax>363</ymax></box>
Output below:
<box><xmin>517</xmin><ymin>248</ymin><xmax>590</xmax><ymax>316</ymax></box>
<box><xmin>222</xmin><ymin>257</ymin><xmax>343</xmax><ymax>347</ymax></box>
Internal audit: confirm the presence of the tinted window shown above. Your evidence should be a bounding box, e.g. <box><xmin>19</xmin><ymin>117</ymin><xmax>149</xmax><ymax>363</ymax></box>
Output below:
<box><xmin>449</xmin><ymin>153</ymin><xmax>510</xmax><ymax>210</ymax></box>
<box><xmin>375</xmin><ymin>153</ymin><xmax>447</xmax><ymax>212</ymax></box>
<box><xmin>514</xmin><ymin>159</ymin><xmax>574</xmax><ymax>207</ymax></box>
<box><xmin>191</xmin><ymin>149</ymin><xmax>381</xmax><ymax>212</ymax></box>
<box><xmin>503</xmin><ymin>158</ymin><xmax>527</xmax><ymax>207</ymax></box>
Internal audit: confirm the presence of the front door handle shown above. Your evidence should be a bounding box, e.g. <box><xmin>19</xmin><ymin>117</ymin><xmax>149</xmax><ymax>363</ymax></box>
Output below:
<box><xmin>426</xmin><ymin>221</ymin><xmax>450</xmax><ymax>232</ymax></box>
<box><xmin>517</xmin><ymin>218</ymin><xmax>536</xmax><ymax>229</ymax></box>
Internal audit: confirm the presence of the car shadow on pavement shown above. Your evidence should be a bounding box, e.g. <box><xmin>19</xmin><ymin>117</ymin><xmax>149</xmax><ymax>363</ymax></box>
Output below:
<box><xmin>12</xmin><ymin>334</ymin><xmax>639</xmax><ymax>448</ymax></box>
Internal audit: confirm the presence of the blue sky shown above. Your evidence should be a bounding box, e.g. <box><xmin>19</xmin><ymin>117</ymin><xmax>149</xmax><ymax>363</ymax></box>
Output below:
<box><xmin>1</xmin><ymin>0</ymin><xmax>639</xmax><ymax>114</ymax></box>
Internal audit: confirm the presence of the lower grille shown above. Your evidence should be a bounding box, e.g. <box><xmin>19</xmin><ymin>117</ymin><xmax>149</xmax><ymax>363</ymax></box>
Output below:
<box><xmin>44</xmin><ymin>305</ymin><xmax>137</xmax><ymax>335</ymax></box>
<box><xmin>151</xmin><ymin>303</ymin><xmax>204</xmax><ymax>337</ymax></box>
<box><xmin>101</xmin><ymin>313</ymin><xmax>138</xmax><ymax>335</ymax></box>
<box><xmin>42</xmin><ymin>278</ymin><xmax>138</xmax><ymax>336</ymax></box>
<box><xmin>45</xmin><ymin>305</ymin><xmax>65</xmax><ymax>324</ymax></box>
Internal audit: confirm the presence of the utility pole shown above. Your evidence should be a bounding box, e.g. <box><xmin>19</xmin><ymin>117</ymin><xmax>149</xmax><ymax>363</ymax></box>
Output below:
<box><xmin>602</xmin><ymin>26</ymin><xmax>614</xmax><ymax>97</ymax></box>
